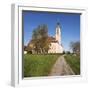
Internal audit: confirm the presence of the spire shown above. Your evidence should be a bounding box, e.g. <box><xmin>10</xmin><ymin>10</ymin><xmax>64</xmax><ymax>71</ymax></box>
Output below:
<box><xmin>57</xmin><ymin>22</ymin><xmax>60</xmax><ymax>25</ymax></box>
<box><xmin>55</xmin><ymin>22</ymin><xmax>61</xmax><ymax>44</ymax></box>
<box><xmin>56</xmin><ymin>18</ymin><xmax>60</xmax><ymax>26</ymax></box>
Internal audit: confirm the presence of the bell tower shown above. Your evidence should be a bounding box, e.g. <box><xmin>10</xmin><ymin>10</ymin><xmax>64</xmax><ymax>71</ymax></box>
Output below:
<box><xmin>55</xmin><ymin>22</ymin><xmax>61</xmax><ymax>44</ymax></box>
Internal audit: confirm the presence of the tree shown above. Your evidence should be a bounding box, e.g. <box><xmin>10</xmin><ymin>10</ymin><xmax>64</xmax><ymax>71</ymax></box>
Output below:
<box><xmin>24</xmin><ymin>46</ymin><xmax>27</xmax><ymax>51</ymax></box>
<box><xmin>63</xmin><ymin>51</ymin><xmax>65</xmax><ymax>54</ymax></box>
<box><xmin>70</xmin><ymin>41</ymin><xmax>80</xmax><ymax>55</ymax></box>
<box><xmin>31</xmin><ymin>24</ymin><xmax>50</xmax><ymax>54</ymax></box>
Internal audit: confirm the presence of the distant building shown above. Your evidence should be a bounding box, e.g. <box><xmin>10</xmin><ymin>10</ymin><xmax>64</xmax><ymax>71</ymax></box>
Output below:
<box><xmin>26</xmin><ymin>22</ymin><xmax>64</xmax><ymax>54</ymax></box>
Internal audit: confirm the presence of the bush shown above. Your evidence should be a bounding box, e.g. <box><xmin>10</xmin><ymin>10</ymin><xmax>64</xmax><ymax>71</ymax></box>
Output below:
<box><xmin>66</xmin><ymin>51</ymin><xmax>71</xmax><ymax>54</ymax></box>
<box><xmin>27</xmin><ymin>51</ymin><xmax>32</xmax><ymax>54</ymax></box>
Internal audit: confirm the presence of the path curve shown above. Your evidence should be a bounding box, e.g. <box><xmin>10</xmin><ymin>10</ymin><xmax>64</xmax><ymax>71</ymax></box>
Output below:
<box><xmin>49</xmin><ymin>56</ymin><xmax>75</xmax><ymax>76</ymax></box>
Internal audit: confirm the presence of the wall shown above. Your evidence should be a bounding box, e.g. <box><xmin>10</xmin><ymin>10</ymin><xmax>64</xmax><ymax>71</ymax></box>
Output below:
<box><xmin>0</xmin><ymin>0</ymin><xmax>90</xmax><ymax>89</ymax></box>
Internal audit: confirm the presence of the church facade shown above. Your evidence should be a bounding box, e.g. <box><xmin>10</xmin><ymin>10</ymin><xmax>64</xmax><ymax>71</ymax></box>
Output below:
<box><xmin>48</xmin><ymin>23</ymin><xmax>63</xmax><ymax>53</ymax></box>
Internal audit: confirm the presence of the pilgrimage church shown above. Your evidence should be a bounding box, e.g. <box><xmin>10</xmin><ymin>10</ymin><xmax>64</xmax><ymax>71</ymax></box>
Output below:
<box><xmin>48</xmin><ymin>22</ymin><xmax>63</xmax><ymax>53</ymax></box>
<box><xmin>24</xmin><ymin>22</ymin><xmax>64</xmax><ymax>54</ymax></box>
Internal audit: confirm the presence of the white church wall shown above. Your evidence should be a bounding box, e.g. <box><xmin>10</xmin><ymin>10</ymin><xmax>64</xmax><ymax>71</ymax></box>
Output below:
<box><xmin>48</xmin><ymin>42</ymin><xmax>63</xmax><ymax>53</ymax></box>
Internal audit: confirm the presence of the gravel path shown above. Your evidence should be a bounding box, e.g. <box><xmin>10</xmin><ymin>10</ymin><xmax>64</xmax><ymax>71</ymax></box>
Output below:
<box><xmin>49</xmin><ymin>56</ymin><xmax>75</xmax><ymax>76</ymax></box>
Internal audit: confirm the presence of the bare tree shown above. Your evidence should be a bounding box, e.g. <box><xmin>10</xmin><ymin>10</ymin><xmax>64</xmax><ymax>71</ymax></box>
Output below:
<box><xmin>70</xmin><ymin>41</ymin><xmax>80</xmax><ymax>55</ymax></box>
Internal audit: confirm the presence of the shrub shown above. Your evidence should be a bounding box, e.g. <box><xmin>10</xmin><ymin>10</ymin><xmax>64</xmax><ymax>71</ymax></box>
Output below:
<box><xmin>66</xmin><ymin>51</ymin><xmax>71</xmax><ymax>54</ymax></box>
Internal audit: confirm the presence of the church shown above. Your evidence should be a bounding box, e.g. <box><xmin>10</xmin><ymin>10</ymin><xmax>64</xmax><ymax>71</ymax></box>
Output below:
<box><xmin>24</xmin><ymin>22</ymin><xmax>64</xmax><ymax>54</ymax></box>
<box><xmin>48</xmin><ymin>22</ymin><xmax>63</xmax><ymax>53</ymax></box>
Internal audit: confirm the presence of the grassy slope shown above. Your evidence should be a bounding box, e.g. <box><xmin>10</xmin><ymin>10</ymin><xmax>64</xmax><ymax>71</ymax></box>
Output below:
<box><xmin>64</xmin><ymin>54</ymin><xmax>80</xmax><ymax>75</ymax></box>
<box><xmin>24</xmin><ymin>54</ymin><xmax>60</xmax><ymax>77</ymax></box>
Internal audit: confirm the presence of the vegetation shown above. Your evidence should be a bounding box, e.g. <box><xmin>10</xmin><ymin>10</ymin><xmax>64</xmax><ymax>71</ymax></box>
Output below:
<box><xmin>30</xmin><ymin>24</ymin><xmax>51</xmax><ymax>54</ymax></box>
<box><xmin>64</xmin><ymin>54</ymin><xmax>80</xmax><ymax>75</ymax></box>
<box><xmin>70</xmin><ymin>41</ymin><xmax>80</xmax><ymax>55</ymax></box>
<box><xmin>24</xmin><ymin>54</ymin><xmax>60</xmax><ymax>77</ymax></box>
<box><xmin>63</xmin><ymin>51</ymin><xmax>65</xmax><ymax>54</ymax></box>
<box><xmin>66</xmin><ymin>51</ymin><xmax>71</xmax><ymax>54</ymax></box>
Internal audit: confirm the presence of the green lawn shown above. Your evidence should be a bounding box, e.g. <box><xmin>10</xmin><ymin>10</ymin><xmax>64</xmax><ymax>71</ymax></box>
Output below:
<box><xmin>24</xmin><ymin>54</ymin><xmax>60</xmax><ymax>77</ymax></box>
<box><xmin>64</xmin><ymin>54</ymin><xmax>80</xmax><ymax>75</ymax></box>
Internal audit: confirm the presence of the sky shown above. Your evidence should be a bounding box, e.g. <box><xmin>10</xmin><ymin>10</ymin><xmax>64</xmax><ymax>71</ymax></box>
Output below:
<box><xmin>23</xmin><ymin>10</ymin><xmax>80</xmax><ymax>51</ymax></box>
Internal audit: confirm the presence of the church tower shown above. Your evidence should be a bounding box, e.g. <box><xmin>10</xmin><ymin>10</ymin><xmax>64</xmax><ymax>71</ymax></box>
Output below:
<box><xmin>55</xmin><ymin>22</ymin><xmax>61</xmax><ymax>44</ymax></box>
<box><xmin>48</xmin><ymin>22</ymin><xmax>64</xmax><ymax>53</ymax></box>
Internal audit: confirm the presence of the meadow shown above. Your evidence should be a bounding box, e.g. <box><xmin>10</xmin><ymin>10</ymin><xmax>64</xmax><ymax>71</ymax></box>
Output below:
<box><xmin>24</xmin><ymin>54</ymin><xmax>60</xmax><ymax>77</ymax></box>
<box><xmin>64</xmin><ymin>54</ymin><xmax>80</xmax><ymax>75</ymax></box>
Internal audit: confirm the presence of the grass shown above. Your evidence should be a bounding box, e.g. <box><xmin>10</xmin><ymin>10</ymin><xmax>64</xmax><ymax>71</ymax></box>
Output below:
<box><xmin>24</xmin><ymin>54</ymin><xmax>60</xmax><ymax>77</ymax></box>
<box><xmin>64</xmin><ymin>54</ymin><xmax>80</xmax><ymax>75</ymax></box>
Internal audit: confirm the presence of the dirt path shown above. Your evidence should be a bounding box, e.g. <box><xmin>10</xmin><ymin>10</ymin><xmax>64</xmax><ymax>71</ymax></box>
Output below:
<box><xmin>49</xmin><ymin>56</ymin><xmax>75</xmax><ymax>76</ymax></box>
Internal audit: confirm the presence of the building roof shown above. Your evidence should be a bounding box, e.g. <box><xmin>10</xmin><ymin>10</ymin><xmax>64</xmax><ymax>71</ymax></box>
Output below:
<box><xmin>48</xmin><ymin>36</ymin><xmax>58</xmax><ymax>43</ymax></box>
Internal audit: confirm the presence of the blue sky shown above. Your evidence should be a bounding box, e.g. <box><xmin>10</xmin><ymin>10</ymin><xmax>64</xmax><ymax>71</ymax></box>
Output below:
<box><xmin>23</xmin><ymin>11</ymin><xmax>80</xmax><ymax>51</ymax></box>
